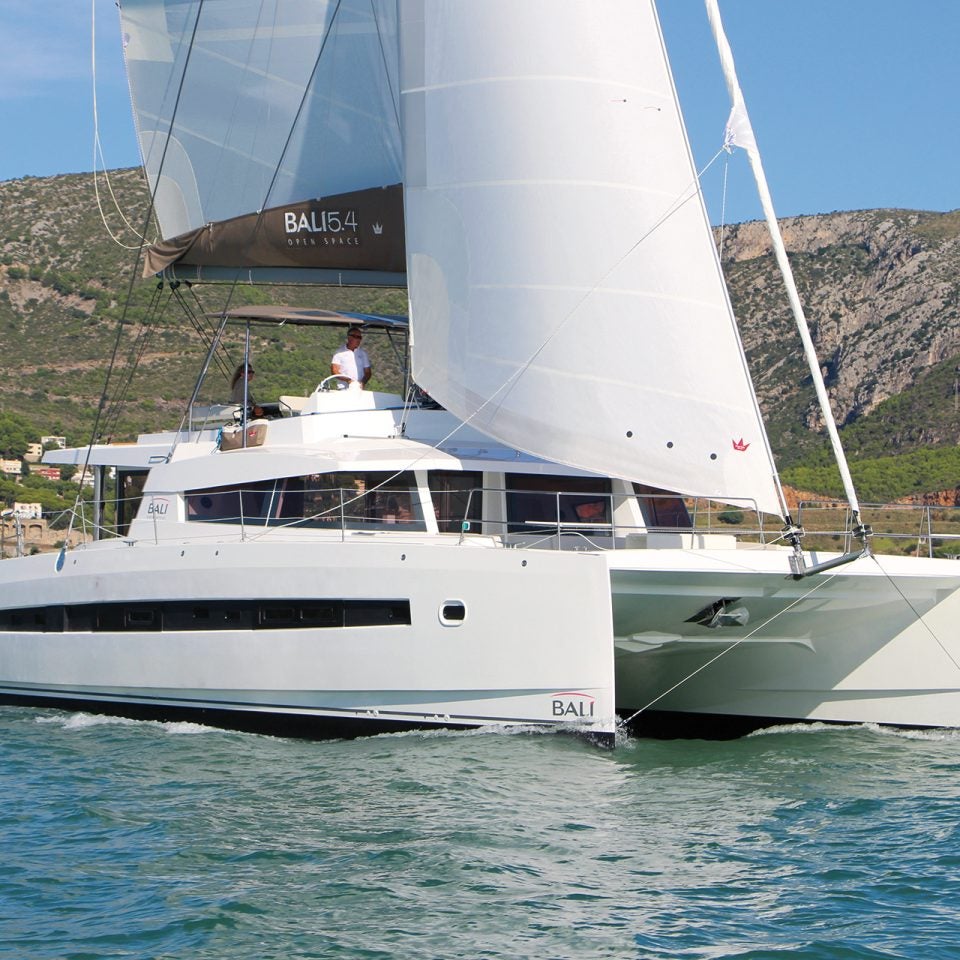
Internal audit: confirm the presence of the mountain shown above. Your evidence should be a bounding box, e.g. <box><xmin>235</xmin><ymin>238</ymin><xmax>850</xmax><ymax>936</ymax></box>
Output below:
<box><xmin>2</xmin><ymin>168</ymin><xmax>959</xmax><ymax>496</ymax></box>
<box><xmin>720</xmin><ymin>209</ymin><xmax>960</xmax><ymax>466</ymax></box>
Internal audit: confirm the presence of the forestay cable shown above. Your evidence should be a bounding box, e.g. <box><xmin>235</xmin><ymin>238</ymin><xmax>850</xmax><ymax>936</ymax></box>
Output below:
<box><xmin>617</xmin><ymin>571</ymin><xmax>839</xmax><ymax>728</ymax></box>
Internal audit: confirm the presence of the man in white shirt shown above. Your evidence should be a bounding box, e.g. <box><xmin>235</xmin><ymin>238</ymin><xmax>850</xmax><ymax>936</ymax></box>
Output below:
<box><xmin>330</xmin><ymin>327</ymin><xmax>372</xmax><ymax>388</ymax></box>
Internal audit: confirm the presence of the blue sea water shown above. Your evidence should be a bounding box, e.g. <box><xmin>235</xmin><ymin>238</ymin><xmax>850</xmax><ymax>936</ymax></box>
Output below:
<box><xmin>2</xmin><ymin>709</ymin><xmax>959</xmax><ymax>960</ymax></box>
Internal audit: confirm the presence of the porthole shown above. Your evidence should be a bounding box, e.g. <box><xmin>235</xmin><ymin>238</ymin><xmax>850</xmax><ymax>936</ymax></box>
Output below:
<box><xmin>439</xmin><ymin>601</ymin><xmax>466</xmax><ymax>626</ymax></box>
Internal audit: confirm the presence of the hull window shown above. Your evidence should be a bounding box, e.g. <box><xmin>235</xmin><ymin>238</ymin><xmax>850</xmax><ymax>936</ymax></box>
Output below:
<box><xmin>440</xmin><ymin>601</ymin><xmax>466</xmax><ymax>625</ymax></box>
<box><xmin>0</xmin><ymin>599</ymin><xmax>411</xmax><ymax>633</ymax></box>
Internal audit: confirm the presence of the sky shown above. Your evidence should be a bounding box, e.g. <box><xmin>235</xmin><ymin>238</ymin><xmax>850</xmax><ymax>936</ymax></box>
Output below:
<box><xmin>0</xmin><ymin>0</ymin><xmax>957</xmax><ymax>226</ymax></box>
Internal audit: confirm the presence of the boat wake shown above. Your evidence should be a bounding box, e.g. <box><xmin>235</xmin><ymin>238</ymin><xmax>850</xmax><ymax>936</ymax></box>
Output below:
<box><xmin>34</xmin><ymin>711</ymin><xmax>222</xmax><ymax>736</ymax></box>
<box><xmin>748</xmin><ymin>720</ymin><xmax>960</xmax><ymax>742</ymax></box>
<box><xmin>370</xmin><ymin>722</ymin><xmax>585</xmax><ymax>742</ymax></box>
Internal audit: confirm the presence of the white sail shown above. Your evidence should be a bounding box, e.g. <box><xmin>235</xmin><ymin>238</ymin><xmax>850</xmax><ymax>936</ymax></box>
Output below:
<box><xmin>120</xmin><ymin>0</ymin><xmax>404</xmax><ymax>277</ymax></box>
<box><xmin>399</xmin><ymin>0</ymin><xmax>785</xmax><ymax>517</ymax></box>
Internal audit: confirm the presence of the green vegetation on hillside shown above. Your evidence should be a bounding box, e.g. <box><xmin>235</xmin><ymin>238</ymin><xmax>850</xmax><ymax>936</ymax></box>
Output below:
<box><xmin>0</xmin><ymin>169</ymin><xmax>407</xmax><ymax>442</ymax></box>
<box><xmin>783</xmin><ymin>445</ymin><xmax>960</xmax><ymax>503</ymax></box>
<box><xmin>3</xmin><ymin>170</ymin><xmax>960</xmax><ymax>505</ymax></box>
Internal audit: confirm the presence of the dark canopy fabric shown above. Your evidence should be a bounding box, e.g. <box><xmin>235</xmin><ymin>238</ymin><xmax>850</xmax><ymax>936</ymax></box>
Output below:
<box><xmin>208</xmin><ymin>306</ymin><xmax>407</xmax><ymax>331</ymax></box>
<box><xmin>143</xmin><ymin>185</ymin><xmax>405</xmax><ymax>278</ymax></box>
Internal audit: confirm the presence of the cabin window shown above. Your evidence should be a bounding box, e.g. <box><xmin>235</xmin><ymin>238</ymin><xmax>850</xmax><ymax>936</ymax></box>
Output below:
<box><xmin>633</xmin><ymin>483</ymin><xmax>692</xmax><ymax>529</ymax></box>
<box><xmin>342</xmin><ymin>472</ymin><xmax>424</xmax><ymax>530</ymax></box>
<box><xmin>185</xmin><ymin>472</ymin><xmax>425</xmax><ymax>531</ymax></box>
<box><xmin>117</xmin><ymin>470</ymin><xmax>148</xmax><ymax>536</ymax></box>
<box><xmin>428</xmin><ymin>470</ymin><xmax>482</xmax><ymax>533</ymax></box>
<box><xmin>505</xmin><ymin>474</ymin><xmax>611</xmax><ymax>533</ymax></box>
<box><xmin>186</xmin><ymin>480</ymin><xmax>274</xmax><ymax>524</ymax></box>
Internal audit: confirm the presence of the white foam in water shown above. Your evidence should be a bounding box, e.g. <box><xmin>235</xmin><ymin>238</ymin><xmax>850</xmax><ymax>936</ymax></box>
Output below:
<box><xmin>864</xmin><ymin>722</ymin><xmax>960</xmax><ymax>742</ymax></box>
<box><xmin>747</xmin><ymin>722</ymin><xmax>848</xmax><ymax>737</ymax></box>
<box><xmin>371</xmin><ymin>723</ymin><xmax>559</xmax><ymax>742</ymax></box>
<box><xmin>748</xmin><ymin>720</ymin><xmax>960</xmax><ymax>742</ymax></box>
<box><xmin>34</xmin><ymin>711</ymin><xmax>220</xmax><ymax>735</ymax></box>
<box><xmin>157</xmin><ymin>720</ymin><xmax>222</xmax><ymax>735</ymax></box>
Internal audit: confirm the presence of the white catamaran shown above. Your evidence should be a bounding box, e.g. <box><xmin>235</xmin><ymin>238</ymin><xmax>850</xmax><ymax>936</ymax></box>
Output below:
<box><xmin>1</xmin><ymin>0</ymin><xmax>959</xmax><ymax>742</ymax></box>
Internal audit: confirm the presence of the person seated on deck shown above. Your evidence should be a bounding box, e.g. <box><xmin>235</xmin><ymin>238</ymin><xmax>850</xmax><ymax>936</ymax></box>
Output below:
<box><xmin>383</xmin><ymin>496</ymin><xmax>413</xmax><ymax>525</ymax></box>
<box><xmin>573</xmin><ymin>500</ymin><xmax>608</xmax><ymax>524</ymax></box>
<box><xmin>330</xmin><ymin>328</ymin><xmax>372</xmax><ymax>389</ymax></box>
<box><xmin>229</xmin><ymin>363</ymin><xmax>280</xmax><ymax>419</ymax></box>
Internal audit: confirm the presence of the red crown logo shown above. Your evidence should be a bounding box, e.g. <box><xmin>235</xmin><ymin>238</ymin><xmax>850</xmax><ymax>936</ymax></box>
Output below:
<box><xmin>732</xmin><ymin>437</ymin><xmax>750</xmax><ymax>452</ymax></box>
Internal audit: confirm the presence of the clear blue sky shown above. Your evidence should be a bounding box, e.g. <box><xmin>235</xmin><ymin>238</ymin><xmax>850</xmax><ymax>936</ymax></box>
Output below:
<box><xmin>0</xmin><ymin>0</ymin><xmax>957</xmax><ymax>225</ymax></box>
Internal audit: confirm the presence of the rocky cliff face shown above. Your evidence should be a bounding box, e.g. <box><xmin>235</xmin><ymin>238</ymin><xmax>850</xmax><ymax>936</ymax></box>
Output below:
<box><xmin>719</xmin><ymin>209</ymin><xmax>960</xmax><ymax>449</ymax></box>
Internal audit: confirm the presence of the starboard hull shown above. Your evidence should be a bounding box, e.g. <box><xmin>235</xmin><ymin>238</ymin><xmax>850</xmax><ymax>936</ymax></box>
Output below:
<box><xmin>610</xmin><ymin>549</ymin><xmax>960</xmax><ymax>731</ymax></box>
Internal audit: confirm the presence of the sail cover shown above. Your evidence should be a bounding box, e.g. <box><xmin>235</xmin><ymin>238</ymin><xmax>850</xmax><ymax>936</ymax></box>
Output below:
<box><xmin>399</xmin><ymin>0</ymin><xmax>784</xmax><ymax>517</ymax></box>
<box><xmin>120</xmin><ymin>0</ymin><xmax>404</xmax><ymax>279</ymax></box>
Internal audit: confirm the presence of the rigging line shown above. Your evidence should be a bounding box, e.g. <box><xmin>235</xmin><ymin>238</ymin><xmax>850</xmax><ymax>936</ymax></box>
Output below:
<box><xmin>103</xmin><ymin>290</ymin><xmax>165</xmax><ymax>436</ymax></box>
<box><xmin>100</xmin><ymin>282</ymin><xmax>165</xmax><ymax>431</ymax></box>
<box><xmin>62</xmin><ymin>1</ymin><xmax>208</xmax><ymax>554</ymax></box>
<box><xmin>705</xmin><ymin>0</ymin><xmax>863</xmax><ymax>529</ymax></box>
<box><xmin>167</xmin><ymin>0</ymin><xmax>344</xmax><ymax>460</ymax></box>
<box><xmin>370</xmin><ymin>0</ymin><xmax>402</xmax><ymax>133</ymax></box>
<box><xmin>866</xmin><ymin>552</ymin><xmax>960</xmax><ymax>675</ymax></box>
<box><xmin>249</xmin><ymin>0</ymin><xmax>344</xmax><ymax>218</ymax></box>
<box><xmin>167</xmin><ymin>286</ymin><xmax>238</xmax><ymax>445</ymax></box>
<box><xmin>616</xmin><ymin>571</ymin><xmax>839</xmax><ymax>729</ymax></box>
<box><xmin>90</xmin><ymin>0</ymin><xmax>150</xmax><ymax>248</ymax></box>
<box><xmin>168</xmin><ymin>287</ymin><xmax>237</xmax><ymax>439</ymax></box>
<box><xmin>455</xmin><ymin>143</ymin><xmax>729</xmax><ymax>425</ymax></box>
<box><xmin>718</xmin><ymin>154</ymin><xmax>730</xmax><ymax>261</ymax></box>
<box><xmin>100</xmin><ymin>285</ymin><xmax>169</xmax><ymax>441</ymax></box>
<box><xmin>174</xmin><ymin>287</ymin><xmax>235</xmax><ymax>382</ymax></box>
<box><xmin>97</xmin><ymin>0</ymin><xmax>206</xmax><ymax>423</ymax></box>
<box><xmin>94</xmin><ymin>139</ymin><xmax>154</xmax><ymax>248</ymax></box>
<box><xmin>184</xmin><ymin>282</ymin><xmax>231</xmax><ymax>363</ymax></box>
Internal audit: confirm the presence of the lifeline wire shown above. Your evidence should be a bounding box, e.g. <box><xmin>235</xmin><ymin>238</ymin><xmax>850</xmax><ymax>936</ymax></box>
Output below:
<box><xmin>99</xmin><ymin>282</ymin><xmax>170</xmax><ymax>441</ymax></box>
<box><xmin>166</xmin><ymin>0</ymin><xmax>345</xmax><ymax>457</ymax></box>
<box><xmin>61</xmin><ymin>0</ymin><xmax>208</xmax><ymax>554</ymax></box>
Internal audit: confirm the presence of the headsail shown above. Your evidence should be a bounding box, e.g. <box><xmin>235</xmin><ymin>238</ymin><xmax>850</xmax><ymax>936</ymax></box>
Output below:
<box><xmin>120</xmin><ymin>0</ymin><xmax>405</xmax><ymax>283</ymax></box>
<box><xmin>399</xmin><ymin>0</ymin><xmax>785</xmax><ymax>518</ymax></box>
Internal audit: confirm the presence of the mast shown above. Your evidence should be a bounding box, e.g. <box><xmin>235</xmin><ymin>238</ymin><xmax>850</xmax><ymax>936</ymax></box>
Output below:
<box><xmin>704</xmin><ymin>0</ymin><xmax>870</xmax><ymax>551</ymax></box>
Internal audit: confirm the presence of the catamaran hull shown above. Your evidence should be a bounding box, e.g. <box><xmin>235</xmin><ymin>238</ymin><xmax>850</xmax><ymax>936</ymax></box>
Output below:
<box><xmin>0</xmin><ymin>539</ymin><xmax>617</xmax><ymax>743</ymax></box>
<box><xmin>610</xmin><ymin>549</ymin><xmax>960</xmax><ymax>731</ymax></box>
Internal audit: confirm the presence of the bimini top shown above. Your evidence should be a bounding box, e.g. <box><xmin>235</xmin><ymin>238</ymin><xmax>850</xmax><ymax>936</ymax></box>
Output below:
<box><xmin>207</xmin><ymin>307</ymin><xmax>408</xmax><ymax>331</ymax></box>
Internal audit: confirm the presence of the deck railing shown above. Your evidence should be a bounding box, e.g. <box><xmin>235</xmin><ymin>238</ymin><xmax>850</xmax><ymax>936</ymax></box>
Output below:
<box><xmin>8</xmin><ymin>489</ymin><xmax>960</xmax><ymax>560</ymax></box>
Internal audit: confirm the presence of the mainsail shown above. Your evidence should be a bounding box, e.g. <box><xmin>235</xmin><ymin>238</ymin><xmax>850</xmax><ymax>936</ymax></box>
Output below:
<box><xmin>120</xmin><ymin>0</ymin><xmax>405</xmax><ymax>283</ymax></box>
<box><xmin>399</xmin><ymin>0</ymin><xmax>785</xmax><ymax>517</ymax></box>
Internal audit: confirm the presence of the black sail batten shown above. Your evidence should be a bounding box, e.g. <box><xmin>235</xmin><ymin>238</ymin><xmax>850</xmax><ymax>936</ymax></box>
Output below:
<box><xmin>143</xmin><ymin>184</ymin><xmax>406</xmax><ymax>281</ymax></box>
